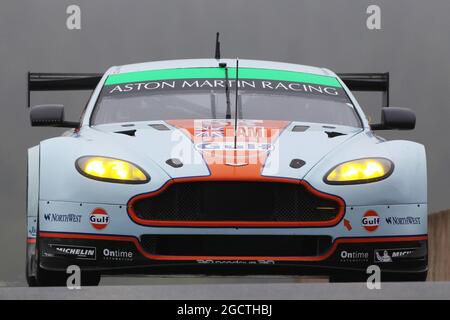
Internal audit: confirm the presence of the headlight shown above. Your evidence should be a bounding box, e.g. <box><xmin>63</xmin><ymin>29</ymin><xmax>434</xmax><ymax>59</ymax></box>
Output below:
<box><xmin>324</xmin><ymin>158</ymin><xmax>393</xmax><ymax>184</ymax></box>
<box><xmin>76</xmin><ymin>156</ymin><xmax>149</xmax><ymax>184</ymax></box>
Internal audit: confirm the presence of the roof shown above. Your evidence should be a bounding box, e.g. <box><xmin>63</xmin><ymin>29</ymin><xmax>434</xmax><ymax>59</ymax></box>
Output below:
<box><xmin>107</xmin><ymin>59</ymin><xmax>336</xmax><ymax>77</ymax></box>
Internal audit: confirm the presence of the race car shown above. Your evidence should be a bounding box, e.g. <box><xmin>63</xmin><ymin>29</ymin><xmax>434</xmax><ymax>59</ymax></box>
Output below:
<box><xmin>26</xmin><ymin>58</ymin><xmax>428</xmax><ymax>286</ymax></box>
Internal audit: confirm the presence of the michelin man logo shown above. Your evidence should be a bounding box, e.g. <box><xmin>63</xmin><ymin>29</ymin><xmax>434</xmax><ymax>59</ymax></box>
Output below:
<box><xmin>375</xmin><ymin>250</ymin><xmax>393</xmax><ymax>263</ymax></box>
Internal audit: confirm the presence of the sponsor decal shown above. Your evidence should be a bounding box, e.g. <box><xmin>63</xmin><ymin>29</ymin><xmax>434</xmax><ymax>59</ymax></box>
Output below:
<box><xmin>50</xmin><ymin>244</ymin><xmax>96</xmax><ymax>260</ymax></box>
<box><xmin>195</xmin><ymin>141</ymin><xmax>273</xmax><ymax>152</ymax></box>
<box><xmin>385</xmin><ymin>216</ymin><xmax>421</xmax><ymax>225</ymax></box>
<box><xmin>224</xmin><ymin>158</ymin><xmax>249</xmax><ymax>166</ymax></box>
<box><xmin>237</xmin><ymin>119</ymin><xmax>265</xmax><ymax>127</ymax></box>
<box><xmin>343</xmin><ymin>219</ymin><xmax>352</xmax><ymax>231</ymax></box>
<box><xmin>104</xmin><ymin>67</ymin><xmax>343</xmax><ymax>88</ymax></box>
<box><xmin>106</xmin><ymin>79</ymin><xmax>344</xmax><ymax>99</ymax></box>
<box><xmin>197</xmin><ymin>260</ymin><xmax>275</xmax><ymax>265</ymax></box>
<box><xmin>339</xmin><ymin>250</ymin><xmax>370</xmax><ymax>262</ymax></box>
<box><xmin>195</xmin><ymin>119</ymin><xmax>264</xmax><ymax>128</ymax></box>
<box><xmin>362</xmin><ymin>210</ymin><xmax>380</xmax><ymax>232</ymax></box>
<box><xmin>374</xmin><ymin>248</ymin><xmax>416</xmax><ymax>263</ymax></box>
<box><xmin>102</xmin><ymin>248</ymin><xmax>133</xmax><ymax>261</ymax></box>
<box><xmin>89</xmin><ymin>208</ymin><xmax>110</xmax><ymax>230</ymax></box>
<box><xmin>28</xmin><ymin>226</ymin><xmax>37</xmax><ymax>237</ymax></box>
<box><xmin>195</xmin><ymin>125</ymin><xmax>225</xmax><ymax>139</ymax></box>
<box><xmin>193</xmin><ymin>119</ymin><xmax>276</xmax><ymax>155</ymax></box>
<box><xmin>43</xmin><ymin>213</ymin><xmax>82</xmax><ymax>223</ymax></box>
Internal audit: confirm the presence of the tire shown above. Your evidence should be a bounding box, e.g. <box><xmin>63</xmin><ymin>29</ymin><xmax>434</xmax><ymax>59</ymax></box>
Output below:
<box><xmin>381</xmin><ymin>271</ymin><xmax>428</xmax><ymax>282</ymax></box>
<box><xmin>26</xmin><ymin>237</ymin><xmax>68</xmax><ymax>286</ymax></box>
<box><xmin>329</xmin><ymin>270</ymin><xmax>428</xmax><ymax>283</ymax></box>
<box><xmin>26</xmin><ymin>240</ymin><xmax>101</xmax><ymax>287</ymax></box>
<box><xmin>329</xmin><ymin>271</ymin><xmax>367</xmax><ymax>283</ymax></box>
<box><xmin>35</xmin><ymin>267</ymin><xmax>70</xmax><ymax>287</ymax></box>
<box><xmin>25</xmin><ymin>242</ymin><xmax>38</xmax><ymax>287</ymax></box>
<box><xmin>35</xmin><ymin>267</ymin><xmax>101</xmax><ymax>287</ymax></box>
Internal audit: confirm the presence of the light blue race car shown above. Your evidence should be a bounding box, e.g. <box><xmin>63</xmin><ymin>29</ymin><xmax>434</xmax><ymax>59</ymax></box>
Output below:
<box><xmin>26</xmin><ymin>58</ymin><xmax>427</xmax><ymax>286</ymax></box>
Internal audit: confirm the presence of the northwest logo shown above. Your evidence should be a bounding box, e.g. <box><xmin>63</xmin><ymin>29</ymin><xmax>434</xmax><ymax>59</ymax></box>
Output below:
<box><xmin>385</xmin><ymin>216</ymin><xmax>421</xmax><ymax>225</ymax></box>
<box><xmin>43</xmin><ymin>213</ymin><xmax>81</xmax><ymax>223</ymax></box>
<box><xmin>362</xmin><ymin>210</ymin><xmax>380</xmax><ymax>232</ymax></box>
<box><xmin>89</xmin><ymin>208</ymin><xmax>110</xmax><ymax>230</ymax></box>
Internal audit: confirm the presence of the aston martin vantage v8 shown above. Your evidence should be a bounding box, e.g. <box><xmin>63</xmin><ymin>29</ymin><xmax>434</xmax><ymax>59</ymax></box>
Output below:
<box><xmin>26</xmin><ymin>58</ymin><xmax>427</xmax><ymax>286</ymax></box>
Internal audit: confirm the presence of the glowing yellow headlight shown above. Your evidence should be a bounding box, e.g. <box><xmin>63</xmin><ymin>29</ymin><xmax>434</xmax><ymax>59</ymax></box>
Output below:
<box><xmin>76</xmin><ymin>156</ymin><xmax>149</xmax><ymax>183</ymax></box>
<box><xmin>325</xmin><ymin>158</ymin><xmax>393</xmax><ymax>184</ymax></box>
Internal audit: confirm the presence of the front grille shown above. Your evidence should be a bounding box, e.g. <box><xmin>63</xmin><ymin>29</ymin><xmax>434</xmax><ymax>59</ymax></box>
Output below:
<box><xmin>130</xmin><ymin>181</ymin><xmax>343</xmax><ymax>225</ymax></box>
<box><xmin>140</xmin><ymin>234</ymin><xmax>332</xmax><ymax>257</ymax></box>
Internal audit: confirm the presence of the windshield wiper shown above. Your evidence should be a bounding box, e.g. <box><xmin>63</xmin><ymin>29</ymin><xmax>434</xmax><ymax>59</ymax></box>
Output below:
<box><xmin>219</xmin><ymin>62</ymin><xmax>232</xmax><ymax>119</ymax></box>
<box><xmin>215</xmin><ymin>33</ymin><xmax>232</xmax><ymax>120</ymax></box>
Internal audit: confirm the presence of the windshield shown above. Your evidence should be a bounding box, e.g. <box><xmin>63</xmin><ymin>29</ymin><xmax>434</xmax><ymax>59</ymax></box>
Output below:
<box><xmin>91</xmin><ymin>67</ymin><xmax>361</xmax><ymax>127</ymax></box>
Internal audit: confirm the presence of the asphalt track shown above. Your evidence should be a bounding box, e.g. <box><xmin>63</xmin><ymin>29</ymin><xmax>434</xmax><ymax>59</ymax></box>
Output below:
<box><xmin>0</xmin><ymin>277</ymin><xmax>449</xmax><ymax>299</ymax></box>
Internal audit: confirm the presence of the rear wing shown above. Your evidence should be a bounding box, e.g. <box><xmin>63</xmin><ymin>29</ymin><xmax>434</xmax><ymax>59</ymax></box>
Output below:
<box><xmin>337</xmin><ymin>72</ymin><xmax>390</xmax><ymax>108</ymax></box>
<box><xmin>27</xmin><ymin>71</ymin><xmax>389</xmax><ymax>108</ymax></box>
<box><xmin>27</xmin><ymin>72</ymin><xmax>102</xmax><ymax>108</ymax></box>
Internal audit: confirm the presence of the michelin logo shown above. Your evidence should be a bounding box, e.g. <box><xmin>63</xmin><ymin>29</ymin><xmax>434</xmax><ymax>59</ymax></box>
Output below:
<box><xmin>50</xmin><ymin>244</ymin><xmax>96</xmax><ymax>260</ymax></box>
<box><xmin>374</xmin><ymin>248</ymin><xmax>415</xmax><ymax>263</ymax></box>
<box><xmin>374</xmin><ymin>250</ymin><xmax>392</xmax><ymax>262</ymax></box>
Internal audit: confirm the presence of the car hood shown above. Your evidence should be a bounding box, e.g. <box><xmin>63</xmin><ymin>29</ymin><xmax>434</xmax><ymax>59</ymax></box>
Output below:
<box><xmin>91</xmin><ymin>120</ymin><xmax>363</xmax><ymax>181</ymax></box>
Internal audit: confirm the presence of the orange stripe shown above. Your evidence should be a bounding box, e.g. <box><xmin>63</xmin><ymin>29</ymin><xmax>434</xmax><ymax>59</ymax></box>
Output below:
<box><xmin>166</xmin><ymin>119</ymin><xmax>290</xmax><ymax>179</ymax></box>
<box><xmin>39</xmin><ymin>232</ymin><xmax>427</xmax><ymax>262</ymax></box>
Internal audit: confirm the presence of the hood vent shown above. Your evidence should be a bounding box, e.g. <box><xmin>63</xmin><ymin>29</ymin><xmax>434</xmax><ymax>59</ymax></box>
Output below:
<box><xmin>115</xmin><ymin>129</ymin><xmax>136</xmax><ymax>137</ymax></box>
<box><xmin>292</xmin><ymin>125</ymin><xmax>310</xmax><ymax>132</ymax></box>
<box><xmin>289</xmin><ymin>159</ymin><xmax>306</xmax><ymax>169</ymax></box>
<box><xmin>149</xmin><ymin>124</ymin><xmax>170</xmax><ymax>131</ymax></box>
<box><xmin>166</xmin><ymin>158</ymin><xmax>183</xmax><ymax>168</ymax></box>
<box><xmin>325</xmin><ymin>131</ymin><xmax>346</xmax><ymax>138</ymax></box>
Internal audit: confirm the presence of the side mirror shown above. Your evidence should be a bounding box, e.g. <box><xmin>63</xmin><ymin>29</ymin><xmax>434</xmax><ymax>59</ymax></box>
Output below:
<box><xmin>30</xmin><ymin>104</ymin><xmax>79</xmax><ymax>128</ymax></box>
<box><xmin>370</xmin><ymin>107</ymin><xmax>416</xmax><ymax>130</ymax></box>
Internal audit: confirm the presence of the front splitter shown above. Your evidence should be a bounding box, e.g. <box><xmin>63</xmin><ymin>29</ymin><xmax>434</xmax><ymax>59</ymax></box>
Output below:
<box><xmin>37</xmin><ymin>232</ymin><xmax>428</xmax><ymax>276</ymax></box>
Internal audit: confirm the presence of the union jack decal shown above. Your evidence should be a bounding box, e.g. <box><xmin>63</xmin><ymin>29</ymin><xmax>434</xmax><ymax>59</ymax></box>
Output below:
<box><xmin>195</xmin><ymin>125</ymin><xmax>225</xmax><ymax>139</ymax></box>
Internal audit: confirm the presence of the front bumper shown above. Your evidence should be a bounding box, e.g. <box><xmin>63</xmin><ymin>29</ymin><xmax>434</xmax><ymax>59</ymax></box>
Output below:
<box><xmin>36</xmin><ymin>199</ymin><xmax>428</xmax><ymax>275</ymax></box>
<box><xmin>38</xmin><ymin>232</ymin><xmax>428</xmax><ymax>275</ymax></box>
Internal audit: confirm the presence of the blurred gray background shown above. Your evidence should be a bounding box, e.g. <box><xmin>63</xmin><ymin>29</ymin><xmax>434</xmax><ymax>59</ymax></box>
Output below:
<box><xmin>0</xmin><ymin>0</ymin><xmax>449</xmax><ymax>284</ymax></box>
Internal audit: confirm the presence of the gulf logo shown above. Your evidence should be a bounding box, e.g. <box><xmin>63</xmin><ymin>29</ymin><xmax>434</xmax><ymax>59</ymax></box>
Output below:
<box><xmin>361</xmin><ymin>210</ymin><xmax>380</xmax><ymax>232</ymax></box>
<box><xmin>89</xmin><ymin>208</ymin><xmax>110</xmax><ymax>230</ymax></box>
